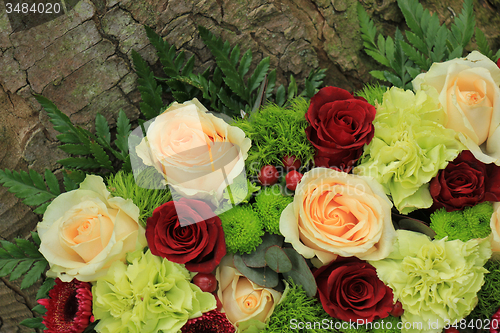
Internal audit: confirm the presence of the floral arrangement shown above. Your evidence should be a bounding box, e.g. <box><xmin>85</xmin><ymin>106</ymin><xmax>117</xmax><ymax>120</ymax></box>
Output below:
<box><xmin>2</xmin><ymin>0</ymin><xmax>500</xmax><ymax>333</ymax></box>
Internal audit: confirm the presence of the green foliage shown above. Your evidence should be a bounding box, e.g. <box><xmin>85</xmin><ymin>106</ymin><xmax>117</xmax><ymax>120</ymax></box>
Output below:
<box><xmin>0</xmin><ymin>235</ymin><xmax>48</xmax><ymax>289</ymax></box>
<box><xmin>475</xmin><ymin>28</ymin><xmax>500</xmax><ymax>62</ymax></box>
<box><xmin>264</xmin><ymin>280</ymin><xmax>330</xmax><ymax>333</ymax></box>
<box><xmin>357</xmin><ymin>0</ymin><xmax>487</xmax><ymax>88</ymax></box>
<box><xmin>355</xmin><ymin>83</ymin><xmax>387</xmax><ymax>106</ymax></box>
<box><xmin>137</xmin><ymin>25</ymin><xmax>326</xmax><ymax>117</ymax></box>
<box><xmin>468</xmin><ymin>259</ymin><xmax>500</xmax><ymax>320</ymax></box>
<box><xmin>219</xmin><ymin>204</ymin><xmax>264</xmax><ymax>254</ymax></box>
<box><xmin>254</xmin><ymin>185</ymin><xmax>293</xmax><ymax>235</ymax></box>
<box><xmin>107</xmin><ymin>171</ymin><xmax>172</xmax><ymax>227</ymax></box>
<box><xmin>233</xmin><ymin>98</ymin><xmax>315</xmax><ymax>176</ymax></box>
<box><xmin>37</xmin><ymin>95</ymin><xmax>131</xmax><ymax>172</ymax></box>
<box><xmin>0</xmin><ymin>168</ymin><xmax>60</xmax><ymax>214</ymax></box>
<box><xmin>430</xmin><ymin>202</ymin><xmax>493</xmax><ymax>242</ymax></box>
<box><xmin>131</xmin><ymin>49</ymin><xmax>164</xmax><ymax>119</ymax></box>
<box><xmin>235</xmin><ymin>233</ymin><xmax>317</xmax><ymax>297</ymax></box>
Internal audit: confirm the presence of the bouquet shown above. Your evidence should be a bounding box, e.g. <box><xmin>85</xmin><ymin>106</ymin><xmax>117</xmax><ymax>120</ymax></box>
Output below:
<box><xmin>2</xmin><ymin>0</ymin><xmax>500</xmax><ymax>332</ymax></box>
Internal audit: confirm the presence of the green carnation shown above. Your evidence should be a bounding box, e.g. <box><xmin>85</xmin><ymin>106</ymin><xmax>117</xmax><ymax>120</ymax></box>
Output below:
<box><xmin>92</xmin><ymin>249</ymin><xmax>216</xmax><ymax>333</ymax></box>
<box><xmin>355</xmin><ymin>87</ymin><xmax>463</xmax><ymax>214</ymax></box>
<box><xmin>430</xmin><ymin>202</ymin><xmax>493</xmax><ymax>242</ymax></box>
<box><xmin>219</xmin><ymin>204</ymin><xmax>264</xmax><ymax>254</ymax></box>
<box><xmin>254</xmin><ymin>185</ymin><xmax>293</xmax><ymax>235</ymax></box>
<box><xmin>370</xmin><ymin>230</ymin><xmax>491</xmax><ymax>333</ymax></box>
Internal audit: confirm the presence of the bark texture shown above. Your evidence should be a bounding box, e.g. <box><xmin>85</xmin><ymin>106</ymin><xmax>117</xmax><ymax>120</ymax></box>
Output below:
<box><xmin>0</xmin><ymin>0</ymin><xmax>499</xmax><ymax>331</ymax></box>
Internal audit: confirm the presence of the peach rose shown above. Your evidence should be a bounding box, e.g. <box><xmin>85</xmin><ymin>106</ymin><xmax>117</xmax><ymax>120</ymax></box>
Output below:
<box><xmin>280</xmin><ymin>168</ymin><xmax>396</xmax><ymax>265</ymax></box>
<box><xmin>135</xmin><ymin>99</ymin><xmax>251</xmax><ymax>205</ymax></box>
<box><xmin>37</xmin><ymin>175</ymin><xmax>146</xmax><ymax>282</ymax></box>
<box><xmin>490</xmin><ymin>202</ymin><xmax>500</xmax><ymax>252</ymax></box>
<box><xmin>217</xmin><ymin>256</ymin><xmax>281</xmax><ymax>329</ymax></box>
<box><xmin>413</xmin><ymin>51</ymin><xmax>500</xmax><ymax>165</ymax></box>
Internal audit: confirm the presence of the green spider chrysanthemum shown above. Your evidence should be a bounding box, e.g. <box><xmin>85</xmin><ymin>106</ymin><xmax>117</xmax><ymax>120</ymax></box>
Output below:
<box><xmin>92</xmin><ymin>249</ymin><xmax>216</xmax><ymax>333</ymax></box>
<box><xmin>430</xmin><ymin>202</ymin><xmax>493</xmax><ymax>242</ymax></box>
<box><xmin>219</xmin><ymin>204</ymin><xmax>264</xmax><ymax>254</ymax></box>
<box><xmin>254</xmin><ymin>186</ymin><xmax>293</xmax><ymax>235</ymax></box>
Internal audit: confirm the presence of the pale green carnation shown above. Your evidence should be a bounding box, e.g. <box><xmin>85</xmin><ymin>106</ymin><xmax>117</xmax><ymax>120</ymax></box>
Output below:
<box><xmin>92</xmin><ymin>249</ymin><xmax>216</xmax><ymax>333</ymax></box>
<box><xmin>370</xmin><ymin>230</ymin><xmax>491</xmax><ymax>333</ymax></box>
<box><xmin>355</xmin><ymin>87</ymin><xmax>463</xmax><ymax>214</ymax></box>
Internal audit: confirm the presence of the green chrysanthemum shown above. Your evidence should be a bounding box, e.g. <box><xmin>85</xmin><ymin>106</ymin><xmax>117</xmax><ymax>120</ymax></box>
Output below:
<box><xmin>370</xmin><ymin>230</ymin><xmax>491</xmax><ymax>333</ymax></box>
<box><xmin>355</xmin><ymin>87</ymin><xmax>463</xmax><ymax>214</ymax></box>
<box><xmin>219</xmin><ymin>204</ymin><xmax>264</xmax><ymax>254</ymax></box>
<box><xmin>92</xmin><ymin>249</ymin><xmax>216</xmax><ymax>333</ymax></box>
<box><xmin>254</xmin><ymin>186</ymin><xmax>293</xmax><ymax>235</ymax></box>
<box><xmin>430</xmin><ymin>202</ymin><xmax>493</xmax><ymax>242</ymax></box>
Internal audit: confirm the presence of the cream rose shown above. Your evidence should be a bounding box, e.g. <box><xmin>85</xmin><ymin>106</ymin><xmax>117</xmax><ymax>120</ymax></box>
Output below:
<box><xmin>135</xmin><ymin>99</ymin><xmax>251</xmax><ymax>205</ymax></box>
<box><xmin>490</xmin><ymin>202</ymin><xmax>500</xmax><ymax>252</ymax></box>
<box><xmin>37</xmin><ymin>175</ymin><xmax>146</xmax><ymax>282</ymax></box>
<box><xmin>413</xmin><ymin>51</ymin><xmax>500</xmax><ymax>165</ymax></box>
<box><xmin>217</xmin><ymin>256</ymin><xmax>281</xmax><ymax>330</ymax></box>
<box><xmin>280</xmin><ymin>168</ymin><xmax>396</xmax><ymax>265</ymax></box>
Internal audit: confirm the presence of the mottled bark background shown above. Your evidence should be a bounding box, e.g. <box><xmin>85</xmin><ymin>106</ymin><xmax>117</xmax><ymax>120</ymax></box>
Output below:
<box><xmin>0</xmin><ymin>0</ymin><xmax>499</xmax><ymax>331</ymax></box>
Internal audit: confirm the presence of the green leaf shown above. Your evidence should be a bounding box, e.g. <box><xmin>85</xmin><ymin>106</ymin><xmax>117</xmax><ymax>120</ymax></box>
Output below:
<box><xmin>95</xmin><ymin>113</ymin><xmax>111</xmax><ymax>146</ymax></box>
<box><xmin>384</xmin><ymin>71</ymin><xmax>403</xmax><ymax>87</ymax></box>
<box><xmin>131</xmin><ymin>49</ymin><xmax>164</xmax><ymax>119</ymax></box>
<box><xmin>365</xmin><ymin>49</ymin><xmax>391</xmax><ymax>67</ymax></box>
<box><xmin>20</xmin><ymin>317</ymin><xmax>45</xmax><ymax>329</ymax></box>
<box><xmin>450</xmin><ymin>0</ymin><xmax>475</xmax><ymax>49</ymax></box>
<box><xmin>89</xmin><ymin>142</ymin><xmax>114</xmax><ymax>170</ymax></box>
<box><xmin>21</xmin><ymin>260</ymin><xmax>47</xmax><ymax>289</ymax></box>
<box><xmin>475</xmin><ymin>28</ymin><xmax>494</xmax><ymax>60</ymax></box>
<box><xmin>199</xmin><ymin>26</ymin><xmax>248</xmax><ymax>102</ymax></box>
<box><xmin>265</xmin><ymin>245</ymin><xmax>292</xmax><ymax>273</ymax></box>
<box><xmin>32</xmin><ymin>304</ymin><xmax>46</xmax><ymax>315</ymax></box>
<box><xmin>265</xmin><ymin>69</ymin><xmax>277</xmax><ymax>100</ymax></box>
<box><xmin>31</xmin><ymin>231</ymin><xmax>41</xmax><ymax>247</ymax></box>
<box><xmin>145</xmin><ymin>26</ymin><xmax>179</xmax><ymax>77</ymax></box>
<box><xmin>63</xmin><ymin>170</ymin><xmax>80</xmax><ymax>191</ymax></box>
<box><xmin>230</xmin><ymin>45</ymin><xmax>241</xmax><ymax>67</ymax></box>
<box><xmin>276</xmin><ymin>85</ymin><xmax>286</xmax><ymax>107</ymax></box>
<box><xmin>182</xmin><ymin>55</ymin><xmax>195</xmax><ymax>76</ymax></box>
<box><xmin>241</xmin><ymin>234</ymin><xmax>284</xmax><ymax>268</ymax></box>
<box><xmin>369</xmin><ymin>70</ymin><xmax>387</xmax><ymax>81</ymax></box>
<box><xmin>0</xmin><ymin>169</ymin><xmax>57</xmax><ymax>212</ymax></box>
<box><xmin>238</xmin><ymin>49</ymin><xmax>252</xmax><ymax>78</ymax></box>
<box><xmin>397</xmin><ymin>0</ymin><xmax>424</xmax><ymax>39</ymax></box>
<box><xmin>247</xmin><ymin>57</ymin><xmax>270</xmax><ymax>94</ymax></box>
<box><xmin>115</xmin><ymin>109</ymin><xmax>131</xmax><ymax>158</ymax></box>
<box><xmin>0</xmin><ymin>240</ymin><xmax>25</xmax><ymax>258</ymax></box>
<box><xmin>58</xmin><ymin>144</ymin><xmax>91</xmax><ymax>155</ymax></box>
<box><xmin>233</xmin><ymin>254</ymin><xmax>279</xmax><ymax>288</ymax></box>
<box><xmin>58</xmin><ymin>157</ymin><xmax>102</xmax><ymax>170</ymax></box>
<box><xmin>10</xmin><ymin>260</ymin><xmax>33</xmax><ymax>281</ymax></box>
<box><xmin>281</xmin><ymin>248</ymin><xmax>317</xmax><ymax>297</ymax></box>
<box><xmin>15</xmin><ymin>239</ymin><xmax>42</xmax><ymax>258</ymax></box>
<box><xmin>35</xmin><ymin>95</ymin><xmax>77</xmax><ymax>136</ymax></box>
<box><xmin>36</xmin><ymin>278</ymin><xmax>56</xmax><ymax>300</ymax></box>
<box><xmin>287</xmin><ymin>75</ymin><xmax>297</xmax><ymax>100</ymax></box>
<box><xmin>0</xmin><ymin>260</ymin><xmax>19</xmax><ymax>277</ymax></box>
<box><xmin>357</xmin><ymin>2</ymin><xmax>378</xmax><ymax>50</ymax></box>
<box><xmin>44</xmin><ymin>169</ymin><xmax>60</xmax><ymax>196</ymax></box>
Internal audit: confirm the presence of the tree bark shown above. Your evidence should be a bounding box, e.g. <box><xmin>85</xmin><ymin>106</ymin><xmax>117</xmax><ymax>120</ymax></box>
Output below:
<box><xmin>0</xmin><ymin>0</ymin><xmax>499</xmax><ymax>331</ymax></box>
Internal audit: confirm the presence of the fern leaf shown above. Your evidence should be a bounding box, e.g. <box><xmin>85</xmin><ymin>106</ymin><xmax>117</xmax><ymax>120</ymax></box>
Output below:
<box><xmin>357</xmin><ymin>3</ymin><xmax>378</xmax><ymax>50</ymax></box>
<box><xmin>145</xmin><ymin>26</ymin><xmax>179</xmax><ymax>77</ymax></box>
<box><xmin>115</xmin><ymin>109</ymin><xmax>131</xmax><ymax>158</ymax></box>
<box><xmin>475</xmin><ymin>28</ymin><xmax>494</xmax><ymax>60</ymax></box>
<box><xmin>20</xmin><ymin>317</ymin><xmax>45</xmax><ymax>329</ymax></box>
<box><xmin>20</xmin><ymin>260</ymin><xmax>47</xmax><ymax>289</ymax></box>
<box><xmin>58</xmin><ymin>144</ymin><xmax>91</xmax><ymax>155</ymax></box>
<box><xmin>450</xmin><ymin>0</ymin><xmax>475</xmax><ymax>49</ymax></box>
<box><xmin>230</xmin><ymin>45</ymin><xmax>241</xmax><ymax>67</ymax></box>
<box><xmin>90</xmin><ymin>142</ymin><xmax>114</xmax><ymax>170</ymax></box>
<box><xmin>0</xmin><ymin>169</ymin><xmax>57</xmax><ymax>213</ymax></box>
<box><xmin>430</xmin><ymin>25</ymin><xmax>448</xmax><ymax>63</ymax></box>
<box><xmin>182</xmin><ymin>55</ymin><xmax>195</xmax><ymax>76</ymax></box>
<box><xmin>95</xmin><ymin>113</ymin><xmax>111</xmax><ymax>146</ymax></box>
<box><xmin>131</xmin><ymin>49</ymin><xmax>164</xmax><ymax>119</ymax></box>
<box><xmin>35</xmin><ymin>95</ymin><xmax>77</xmax><ymax>136</ymax></box>
<box><xmin>63</xmin><ymin>169</ymin><xmax>86</xmax><ymax>190</ymax></box>
<box><xmin>247</xmin><ymin>57</ymin><xmax>270</xmax><ymax>94</ymax></box>
<box><xmin>275</xmin><ymin>85</ymin><xmax>286</xmax><ymax>107</ymax></box>
<box><xmin>198</xmin><ymin>26</ymin><xmax>248</xmax><ymax>102</ymax></box>
<box><xmin>397</xmin><ymin>0</ymin><xmax>424</xmax><ymax>39</ymax></box>
<box><xmin>58</xmin><ymin>157</ymin><xmax>101</xmax><ymax>170</ymax></box>
<box><xmin>238</xmin><ymin>49</ymin><xmax>252</xmax><ymax>78</ymax></box>
<box><xmin>266</xmin><ymin>69</ymin><xmax>277</xmax><ymax>100</ymax></box>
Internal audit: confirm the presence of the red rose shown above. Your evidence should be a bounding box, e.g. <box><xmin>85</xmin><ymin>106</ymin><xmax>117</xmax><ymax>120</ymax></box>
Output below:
<box><xmin>314</xmin><ymin>256</ymin><xmax>393</xmax><ymax>323</ymax></box>
<box><xmin>146</xmin><ymin>198</ymin><xmax>226</xmax><ymax>273</ymax></box>
<box><xmin>305</xmin><ymin>86</ymin><xmax>376</xmax><ymax>170</ymax></box>
<box><xmin>430</xmin><ymin>150</ymin><xmax>500</xmax><ymax>211</ymax></box>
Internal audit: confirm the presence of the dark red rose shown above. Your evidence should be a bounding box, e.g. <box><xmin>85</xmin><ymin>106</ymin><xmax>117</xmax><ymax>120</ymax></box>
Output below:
<box><xmin>314</xmin><ymin>256</ymin><xmax>393</xmax><ymax>323</ymax></box>
<box><xmin>146</xmin><ymin>198</ymin><xmax>226</xmax><ymax>273</ymax></box>
<box><xmin>305</xmin><ymin>86</ymin><xmax>376</xmax><ymax>170</ymax></box>
<box><xmin>430</xmin><ymin>150</ymin><xmax>500</xmax><ymax>211</ymax></box>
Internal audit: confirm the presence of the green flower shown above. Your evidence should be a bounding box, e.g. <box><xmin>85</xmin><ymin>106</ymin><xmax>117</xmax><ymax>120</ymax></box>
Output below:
<box><xmin>254</xmin><ymin>185</ymin><xmax>293</xmax><ymax>235</ymax></box>
<box><xmin>370</xmin><ymin>230</ymin><xmax>491</xmax><ymax>333</ymax></box>
<box><xmin>92</xmin><ymin>249</ymin><xmax>216</xmax><ymax>333</ymax></box>
<box><xmin>355</xmin><ymin>87</ymin><xmax>463</xmax><ymax>214</ymax></box>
